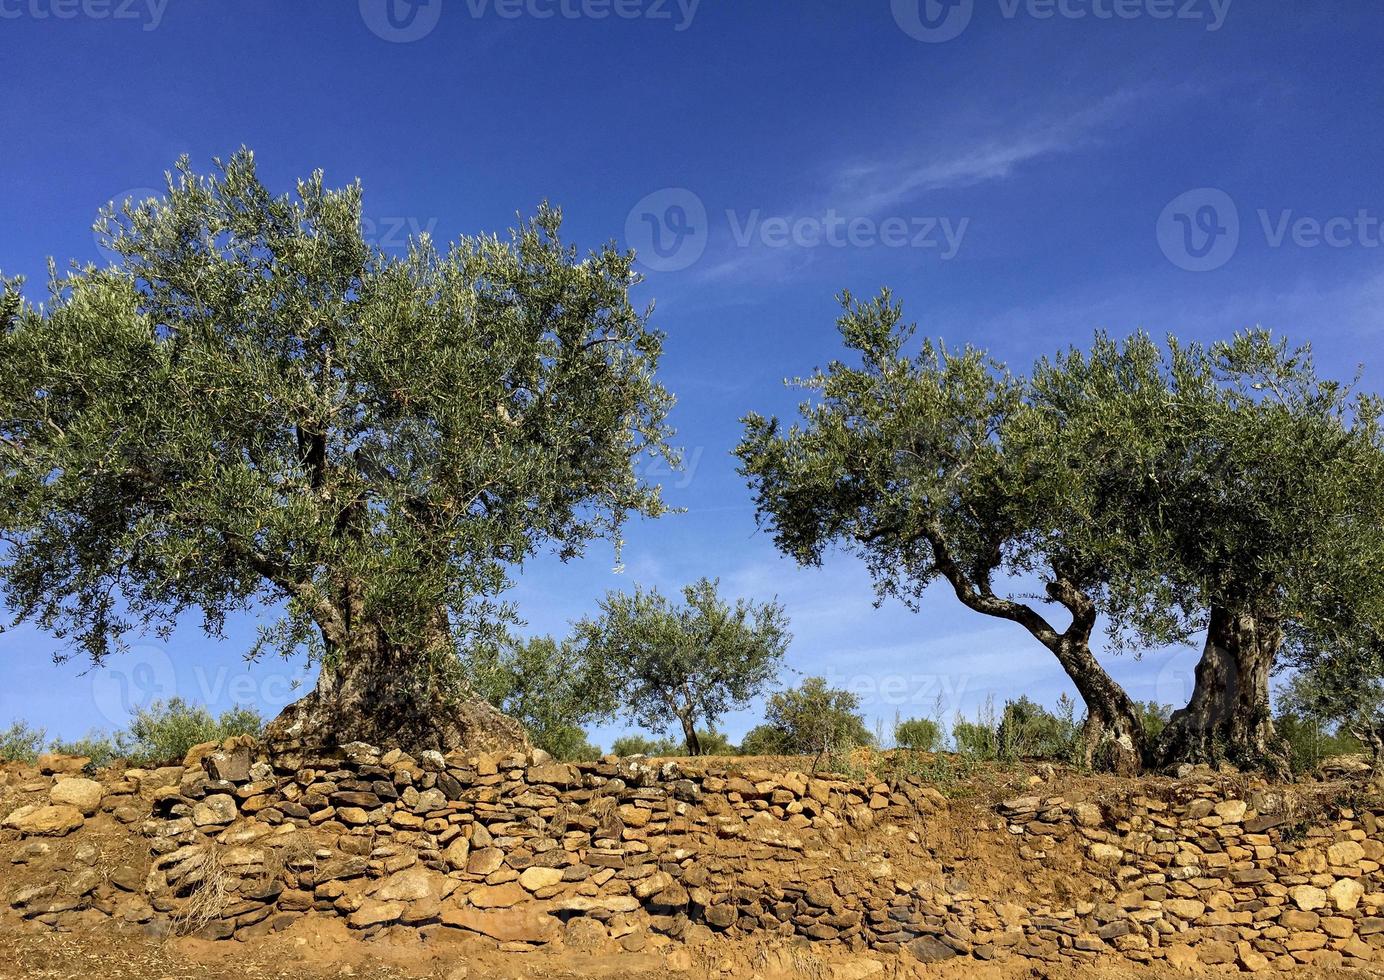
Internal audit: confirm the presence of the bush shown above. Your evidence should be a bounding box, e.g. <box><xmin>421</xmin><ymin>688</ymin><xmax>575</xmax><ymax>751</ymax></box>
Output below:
<box><xmin>1139</xmin><ymin>701</ymin><xmax>1174</xmax><ymax>742</ymax></box>
<box><xmin>0</xmin><ymin>721</ymin><xmax>46</xmax><ymax>763</ymax></box>
<box><xmin>48</xmin><ymin>732</ymin><xmax>123</xmax><ymax>770</ymax></box>
<box><xmin>738</xmin><ymin>724</ymin><xmax>786</xmax><ymax>756</ymax></box>
<box><xmin>760</xmin><ymin>677</ymin><xmax>874</xmax><ymax>763</ymax></box>
<box><xmin>894</xmin><ymin>717</ymin><xmax>942</xmax><ymax>753</ymax></box>
<box><xmin>952</xmin><ymin>719</ymin><xmax>997</xmax><ymax>760</ymax></box>
<box><xmin>996</xmin><ymin>695</ymin><xmax>1080</xmax><ymax>763</ymax></box>
<box><xmin>610</xmin><ymin>734</ymin><xmax>680</xmax><ymax>757</ymax></box>
<box><xmin>537</xmin><ymin>724</ymin><xmax>603</xmax><ymax>763</ymax></box>
<box><xmin>122</xmin><ymin>698</ymin><xmax>263</xmax><ymax>766</ymax></box>
<box><xmin>1276</xmin><ymin>712</ymin><xmax>1362</xmax><ymax>775</ymax></box>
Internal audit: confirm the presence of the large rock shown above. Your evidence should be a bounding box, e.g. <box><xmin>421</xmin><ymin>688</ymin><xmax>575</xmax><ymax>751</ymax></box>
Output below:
<box><xmin>906</xmin><ymin>936</ymin><xmax>959</xmax><ymax>963</ymax></box>
<box><xmin>467</xmin><ymin>882</ymin><xmax>528</xmax><ymax>909</ymax></box>
<box><xmin>348</xmin><ymin>899</ymin><xmax>405</xmax><ymax>928</ymax></box>
<box><xmin>191</xmin><ymin>794</ymin><xmax>238</xmax><ymax>826</ymax></box>
<box><xmin>441</xmin><ymin>905</ymin><xmax>560</xmax><ymax>943</ymax></box>
<box><xmin>49</xmin><ymin>777</ymin><xmax>104</xmax><ymax>815</ymax></box>
<box><xmin>37</xmin><ymin>753</ymin><xmax>88</xmax><ymax>775</ymax></box>
<box><xmin>2</xmin><ymin>804</ymin><xmax>85</xmax><ymax>836</ymax></box>
<box><xmin>374</xmin><ymin>868</ymin><xmax>437</xmax><ymax>903</ymax></box>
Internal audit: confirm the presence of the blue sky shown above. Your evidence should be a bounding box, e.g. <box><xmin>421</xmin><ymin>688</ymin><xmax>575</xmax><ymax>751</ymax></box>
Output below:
<box><xmin>2</xmin><ymin>0</ymin><xmax>1382</xmax><ymax>749</ymax></box>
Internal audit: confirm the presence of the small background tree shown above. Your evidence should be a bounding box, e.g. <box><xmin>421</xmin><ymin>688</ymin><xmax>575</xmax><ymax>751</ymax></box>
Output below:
<box><xmin>573</xmin><ymin>578</ymin><xmax>788</xmax><ymax>755</ymax></box>
<box><xmin>893</xmin><ymin>717</ymin><xmax>942</xmax><ymax>753</ymax></box>
<box><xmin>759</xmin><ymin>676</ymin><xmax>874</xmax><ymax>767</ymax></box>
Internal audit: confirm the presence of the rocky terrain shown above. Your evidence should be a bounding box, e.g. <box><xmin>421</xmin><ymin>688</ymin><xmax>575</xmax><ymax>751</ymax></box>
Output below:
<box><xmin>3</xmin><ymin>741</ymin><xmax>1384</xmax><ymax>978</ymax></box>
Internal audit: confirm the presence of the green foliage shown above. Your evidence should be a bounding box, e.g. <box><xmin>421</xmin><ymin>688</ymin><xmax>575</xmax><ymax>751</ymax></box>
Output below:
<box><xmin>1138</xmin><ymin>702</ymin><xmax>1174</xmax><ymax>742</ymax></box>
<box><xmin>736</xmin><ymin>290</ymin><xmax>1384</xmax><ymax>771</ymax></box>
<box><xmin>47</xmin><ymin>732</ymin><xmax>123</xmax><ymax>770</ymax></box>
<box><xmin>952</xmin><ymin>720</ymin><xmax>998</xmax><ymax>761</ymax></box>
<box><xmin>572</xmin><ymin>578</ymin><xmax>788</xmax><ymax>754</ymax></box>
<box><xmin>894</xmin><ymin>717</ymin><xmax>942</xmax><ymax>752</ymax></box>
<box><xmin>610</xmin><ymin>734</ymin><xmax>678</xmax><ymax>757</ymax></box>
<box><xmin>122</xmin><ymin>698</ymin><xmax>263</xmax><ymax>766</ymax></box>
<box><xmin>996</xmin><ymin>694</ymin><xmax>1080</xmax><ymax>764</ymax></box>
<box><xmin>467</xmin><ymin>634</ymin><xmax>616</xmax><ymax>760</ymax></box>
<box><xmin>759</xmin><ymin>676</ymin><xmax>874</xmax><ymax>762</ymax></box>
<box><xmin>0</xmin><ymin>151</ymin><xmax>675</xmax><ymax>722</ymax></box>
<box><xmin>0</xmin><ymin>721</ymin><xmax>46</xmax><ymax>763</ymax></box>
<box><xmin>608</xmin><ymin>729</ymin><xmax>733</xmax><ymax>757</ymax></box>
<box><xmin>1275</xmin><ymin>711</ymin><xmax>1362</xmax><ymax>776</ymax></box>
<box><xmin>737</xmin><ymin>724</ymin><xmax>786</xmax><ymax>757</ymax></box>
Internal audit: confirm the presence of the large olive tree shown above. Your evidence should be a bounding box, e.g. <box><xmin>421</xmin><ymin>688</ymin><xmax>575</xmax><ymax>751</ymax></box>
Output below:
<box><xmin>0</xmin><ymin>151</ymin><xmax>676</xmax><ymax>758</ymax></box>
<box><xmin>737</xmin><ymin>290</ymin><xmax>1384</xmax><ymax>773</ymax></box>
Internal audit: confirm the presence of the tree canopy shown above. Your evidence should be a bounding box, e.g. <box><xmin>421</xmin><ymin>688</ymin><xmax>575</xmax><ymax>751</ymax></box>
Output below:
<box><xmin>737</xmin><ymin>290</ymin><xmax>1384</xmax><ymax>772</ymax></box>
<box><xmin>571</xmin><ymin>578</ymin><xmax>788</xmax><ymax>755</ymax></box>
<box><xmin>0</xmin><ymin>151</ymin><xmax>677</xmax><ymax>755</ymax></box>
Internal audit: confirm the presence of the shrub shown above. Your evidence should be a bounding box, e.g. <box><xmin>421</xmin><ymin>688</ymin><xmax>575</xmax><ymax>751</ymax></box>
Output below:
<box><xmin>0</xmin><ymin>721</ymin><xmax>46</xmax><ymax>763</ymax></box>
<box><xmin>996</xmin><ymin>695</ymin><xmax>1080</xmax><ymax>763</ymax></box>
<box><xmin>537</xmin><ymin>724</ymin><xmax>603</xmax><ymax>763</ymax></box>
<box><xmin>894</xmin><ymin>717</ymin><xmax>942</xmax><ymax>753</ymax></box>
<box><xmin>738</xmin><ymin>724</ymin><xmax>786</xmax><ymax>756</ymax></box>
<box><xmin>610</xmin><ymin>734</ymin><xmax>680</xmax><ymax>757</ymax></box>
<box><xmin>1276</xmin><ymin>712</ymin><xmax>1362</xmax><ymax>775</ymax></box>
<box><xmin>123</xmin><ymin>698</ymin><xmax>263</xmax><ymax>766</ymax></box>
<box><xmin>1139</xmin><ymin>701</ymin><xmax>1174</xmax><ymax>742</ymax></box>
<box><xmin>48</xmin><ymin>732</ymin><xmax>124</xmax><ymax>770</ymax></box>
<box><xmin>761</xmin><ymin>677</ymin><xmax>874</xmax><ymax>763</ymax></box>
<box><xmin>953</xmin><ymin>719</ymin><xmax>997</xmax><ymax>760</ymax></box>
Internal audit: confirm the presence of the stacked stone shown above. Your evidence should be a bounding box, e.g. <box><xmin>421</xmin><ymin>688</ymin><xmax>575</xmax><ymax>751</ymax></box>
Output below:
<box><xmin>136</xmin><ymin>739</ymin><xmax>950</xmax><ymax>947</ymax></box>
<box><xmin>996</xmin><ymin>784</ymin><xmax>1384</xmax><ymax>970</ymax></box>
<box><xmin>4</xmin><ymin>754</ymin><xmax>153</xmax><ymax>929</ymax></box>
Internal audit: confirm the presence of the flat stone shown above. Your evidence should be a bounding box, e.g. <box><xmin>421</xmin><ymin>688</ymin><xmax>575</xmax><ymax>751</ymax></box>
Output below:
<box><xmin>1329</xmin><ymin>878</ymin><xmax>1365</xmax><ymax>911</ymax></box>
<box><xmin>348</xmin><ymin>899</ymin><xmax>404</xmax><ymax>928</ymax></box>
<box><xmin>2</xmin><ymin>805</ymin><xmax>85</xmax><ymax>837</ymax></box>
<box><xmin>374</xmin><ymin>868</ymin><xmax>436</xmax><ymax>903</ymax></box>
<box><xmin>906</xmin><ymin>936</ymin><xmax>959</xmax><ymax>963</ymax></box>
<box><xmin>49</xmin><ymin>777</ymin><xmax>104</xmax><ymax>815</ymax></box>
<box><xmin>191</xmin><ymin>794</ymin><xmax>238</xmax><ymax>826</ymax></box>
<box><xmin>1290</xmin><ymin>885</ymin><xmax>1328</xmax><ymax>911</ymax></box>
<box><xmin>467</xmin><ymin>847</ymin><xmax>505</xmax><ymax>875</ymax></box>
<box><xmin>518</xmin><ymin>867</ymin><xmax>564</xmax><ymax>892</ymax></box>
<box><xmin>468</xmin><ymin>883</ymin><xmax>527</xmax><ymax>909</ymax></box>
<box><xmin>441</xmin><ymin>905</ymin><xmax>559</xmax><ymax>943</ymax></box>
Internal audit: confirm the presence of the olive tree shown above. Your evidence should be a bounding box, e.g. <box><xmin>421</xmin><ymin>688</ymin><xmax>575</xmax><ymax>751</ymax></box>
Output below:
<box><xmin>737</xmin><ymin>290</ymin><xmax>1384</xmax><ymax>773</ymax></box>
<box><xmin>571</xmin><ymin>578</ymin><xmax>788</xmax><ymax>755</ymax></box>
<box><xmin>735</xmin><ymin>291</ymin><xmax>1153</xmax><ymax>772</ymax></box>
<box><xmin>0</xmin><ymin>151</ymin><xmax>676</xmax><ymax>757</ymax></box>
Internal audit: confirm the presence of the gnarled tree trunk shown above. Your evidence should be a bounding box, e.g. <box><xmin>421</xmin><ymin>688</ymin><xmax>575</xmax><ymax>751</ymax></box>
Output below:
<box><xmin>1154</xmin><ymin>605</ymin><xmax>1288</xmax><ymax>776</ymax></box>
<box><xmin>263</xmin><ymin>626</ymin><xmax>529</xmax><ymax>764</ymax></box>
<box><xmin>1050</xmin><ymin>638</ymin><xmax>1148</xmax><ymax>775</ymax></box>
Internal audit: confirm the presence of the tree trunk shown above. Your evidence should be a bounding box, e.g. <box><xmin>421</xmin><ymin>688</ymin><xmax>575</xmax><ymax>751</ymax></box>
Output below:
<box><xmin>263</xmin><ymin>628</ymin><xmax>529</xmax><ymax>764</ymax></box>
<box><xmin>1050</xmin><ymin>637</ymin><xmax>1148</xmax><ymax>775</ymax></box>
<box><xmin>680</xmin><ymin>714</ymin><xmax>702</xmax><ymax>756</ymax></box>
<box><xmin>1154</xmin><ymin>605</ymin><xmax>1288</xmax><ymax>776</ymax></box>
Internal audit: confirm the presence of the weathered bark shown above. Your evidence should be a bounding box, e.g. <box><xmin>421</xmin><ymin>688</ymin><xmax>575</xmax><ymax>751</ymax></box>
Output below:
<box><xmin>263</xmin><ymin>630</ymin><xmax>529</xmax><ymax>763</ymax></box>
<box><xmin>1050</xmin><ymin>636</ymin><xmax>1148</xmax><ymax>775</ymax></box>
<box><xmin>1154</xmin><ymin>605</ymin><xmax>1288</xmax><ymax>776</ymax></box>
<box><xmin>680</xmin><ymin>716</ymin><xmax>703</xmax><ymax>756</ymax></box>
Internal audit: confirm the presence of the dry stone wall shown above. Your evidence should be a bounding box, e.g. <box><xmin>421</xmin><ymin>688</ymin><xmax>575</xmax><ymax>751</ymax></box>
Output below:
<box><xmin>6</xmin><ymin>739</ymin><xmax>1384</xmax><ymax>973</ymax></box>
